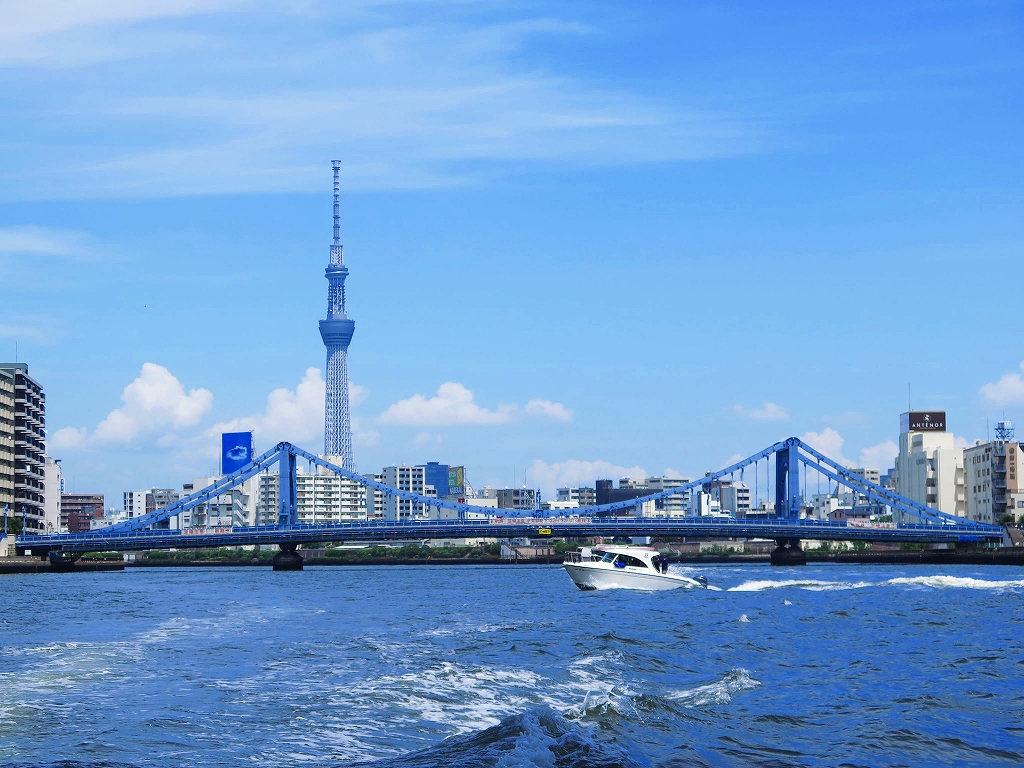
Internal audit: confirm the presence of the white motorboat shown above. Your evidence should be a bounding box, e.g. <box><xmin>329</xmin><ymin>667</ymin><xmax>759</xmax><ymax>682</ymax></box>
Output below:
<box><xmin>563</xmin><ymin>545</ymin><xmax>709</xmax><ymax>591</ymax></box>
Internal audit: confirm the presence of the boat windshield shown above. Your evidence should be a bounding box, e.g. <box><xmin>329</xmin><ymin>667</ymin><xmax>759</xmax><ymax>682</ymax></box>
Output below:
<box><xmin>612</xmin><ymin>553</ymin><xmax>649</xmax><ymax>569</ymax></box>
<box><xmin>600</xmin><ymin>552</ymin><xmax>617</xmax><ymax>563</ymax></box>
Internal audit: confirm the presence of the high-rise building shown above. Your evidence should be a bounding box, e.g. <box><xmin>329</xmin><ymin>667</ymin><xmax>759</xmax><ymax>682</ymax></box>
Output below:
<box><xmin>894</xmin><ymin>411</ymin><xmax>965</xmax><ymax>520</ymax></box>
<box><xmin>0</xmin><ymin>363</ymin><xmax>46</xmax><ymax>532</ymax></box>
<box><xmin>295</xmin><ymin>466</ymin><xmax>366</xmax><ymax>523</ymax></box>
<box><xmin>0</xmin><ymin>369</ymin><xmax>13</xmax><ymax>516</ymax></box>
<box><xmin>421</xmin><ymin>462</ymin><xmax>449</xmax><ymax>498</ymax></box>
<box><xmin>382</xmin><ymin>465</ymin><xmax>436</xmax><ymax>521</ymax></box>
<box><xmin>319</xmin><ymin>161</ymin><xmax>356</xmax><ymax>470</ymax></box>
<box><xmin>964</xmin><ymin>438</ymin><xmax>1024</xmax><ymax>524</ymax></box>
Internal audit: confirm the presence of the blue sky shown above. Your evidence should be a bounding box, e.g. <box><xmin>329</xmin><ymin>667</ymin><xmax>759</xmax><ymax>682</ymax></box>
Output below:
<box><xmin>2</xmin><ymin>0</ymin><xmax>1023</xmax><ymax>505</ymax></box>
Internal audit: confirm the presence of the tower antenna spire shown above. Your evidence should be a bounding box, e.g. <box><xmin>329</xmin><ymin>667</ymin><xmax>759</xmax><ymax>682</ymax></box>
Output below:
<box><xmin>332</xmin><ymin>160</ymin><xmax>341</xmax><ymax>247</ymax></box>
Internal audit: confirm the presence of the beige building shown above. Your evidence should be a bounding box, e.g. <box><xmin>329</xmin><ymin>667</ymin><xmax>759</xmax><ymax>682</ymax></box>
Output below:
<box><xmin>894</xmin><ymin>411</ymin><xmax>965</xmax><ymax>521</ymax></box>
<box><xmin>0</xmin><ymin>368</ymin><xmax>14</xmax><ymax>516</ymax></box>
<box><xmin>0</xmin><ymin>364</ymin><xmax>46</xmax><ymax>532</ymax></box>
<box><xmin>964</xmin><ymin>440</ymin><xmax>1024</xmax><ymax>524</ymax></box>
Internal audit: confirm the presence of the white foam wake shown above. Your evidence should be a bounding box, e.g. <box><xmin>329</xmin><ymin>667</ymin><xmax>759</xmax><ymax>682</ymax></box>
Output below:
<box><xmin>667</xmin><ymin>668</ymin><xmax>760</xmax><ymax>707</ymax></box>
<box><xmin>727</xmin><ymin>579</ymin><xmax>871</xmax><ymax>592</ymax></box>
<box><xmin>885</xmin><ymin>575</ymin><xmax>1024</xmax><ymax>590</ymax></box>
<box><xmin>727</xmin><ymin>575</ymin><xmax>1024</xmax><ymax>592</ymax></box>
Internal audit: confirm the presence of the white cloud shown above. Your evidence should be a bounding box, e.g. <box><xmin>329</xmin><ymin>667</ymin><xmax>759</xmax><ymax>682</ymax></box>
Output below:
<box><xmin>0</xmin><ymin>316</ymin><xmax>61</xmax><ymax>344</ymax></box>
<box><xmin>92</xmin><ymin>362</ymin><xmax>212</xmax><ymax>444</ymax></box>
<box><xmin>51</xmin><ymin>363</ymin><xmax>213</xmax><ymax>449</ymax></box>
<box><xmin>49</xmin><ymin>426</ymin><xmax>87</xmax><ymax>451</ymax></box>
<box><xmin>858</xmin><ymin>440</ymin><xmax>898</xmax><ymax>471</ymax></box>
<box><xmin>349</xmin><ymin>383</ymin><xmax>369</xmax><ymax>407</ymax></box>
<box><xmin>527</xmin><ymin>458</ymin><xmax>648</xmax><ymax>500</ymax></box>
<box><xmin>800</xmin><ymin>427</ymin><xmax>851</xmax><ymax>465</ymax></box>
<box><xmin>0</xmin><ymin>5</ymin><xmax>762</xmax><ymax>201</ymax></box>
<box><xmin>0</xmin><ymin>225</ymin><xmax>97</xmax><ymax>258</ymax></box>
<box><xmin>524</xmin><ymin>398</ymin><xmax>573</xmax><ymax>422</ymax></box>
<box><xmin>414</xmin><ymin>431</ymin><xmax>443</xmax><ymax>446</ymax></box>
<box><xmin>0</xmin><ymin>0</ymin><xmax>245</xmax><ymax>47</ymax></box>
<box><xmin>352</xmin><ymin>417</ymin><xmax>378</xmax><ymax>448</ymax></box>
<box><xmin>719</xmin><ymin>453</ymin><xmax>745</xmax><ymax>470</ymax></box>
<box><xmin>980</xmin><ymin>362</ymin><xmax>1024</xmax><ymax>406</ymax></box>
<box><xmin>379</xmin><ymin>382</ymin><xmax>516</xmax><ymax>427</ymax></box>
<box><xmin>210</xmin><ymin>366</ymin><xmax>324</xmax><ymax>446</ymax></box>
<box><xmin>50</xmin><ymin>365</ymin><xmax>374</xmax><ymax>455</ymax></box>
<box><xmin>733</xmin><ymin>401</ymin><xmax>790</xmax><ymax>422</ymax></box>
<box><xmin>953</xmin><ymin>435</ymin><xmax>973</xmax><ymax>451</ymax></box>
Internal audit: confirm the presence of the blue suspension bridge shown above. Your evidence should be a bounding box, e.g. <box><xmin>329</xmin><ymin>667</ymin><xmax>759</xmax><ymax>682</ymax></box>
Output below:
<box><xmin>15</xmin><ymin>437</ymin><xmax>1004</xmax><ymax>568</ymax></box>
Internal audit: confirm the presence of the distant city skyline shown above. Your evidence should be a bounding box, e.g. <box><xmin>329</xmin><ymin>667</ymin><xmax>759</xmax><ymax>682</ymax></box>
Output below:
<box><xmin>2</xmin><ymin>1</ymin><xmax>1022</xmax><ymax>506</ymax></box>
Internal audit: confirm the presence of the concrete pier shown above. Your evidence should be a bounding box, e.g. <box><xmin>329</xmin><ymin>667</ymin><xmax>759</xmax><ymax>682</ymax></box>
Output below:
<box><xmin>272</xmin><ymin>543</ymin><xmax>304</xmax><ymax>571</ymax></box>
<box><xmin>770</xmin><ymin>538</ymin><xmax>807</xmax><ymax>566</ymax></box>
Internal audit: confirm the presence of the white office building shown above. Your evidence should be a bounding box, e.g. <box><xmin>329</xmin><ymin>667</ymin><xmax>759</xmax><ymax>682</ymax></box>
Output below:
<box><xmin>690</xmin><ymin>491</ymin><xmax>723</xmax><ymax>517</ymax></box>
<box><xmin>719</xmin><ymin>482</ymin><xmax>751</xmax><ymax>517</ymax></box>
<box><xmin>176</xmin><ymin>476</ymin><xmax>255</xmax><ymax>529</ymax></box>
<box><xmin>124</xmin><ymin>489</ymin><xmax>148</xmax><ymax>519</ymax></box>
<box><xmin>43</xmin><ymin>457</ymin><xmax>62</xmax><ymax>533</ymax></box>
<box><xmin>645</xmin><ymin>476</ymin><xmax>691</xmax><ymax>516</ymax></box>
<box><xmin>366</xmin><ymin>473</ymin><xmax>386</xmax><ymax>521</ymax></box>
<box><xmin>893</xmin><ymin>411</ymin><xmax>965</xmax><ymax>521</ymax></box>
<box><xmin>382</xmin><ymin>465</ymin><xmax>437</xmax><ymax>521</ymax></box>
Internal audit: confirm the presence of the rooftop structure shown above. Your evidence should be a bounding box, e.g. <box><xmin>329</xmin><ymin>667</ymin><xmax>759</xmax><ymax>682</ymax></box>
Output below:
<box><xmin>319</xmin><ymin>161</ymin><xmax>355</xmax><ymax>469</ymax></box>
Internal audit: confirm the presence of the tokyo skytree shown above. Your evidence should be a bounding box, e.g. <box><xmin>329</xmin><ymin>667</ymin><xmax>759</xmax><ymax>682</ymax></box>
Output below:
<box><xmin>319</xmin><ymin>161</ymin><xmax>355</xmax><ymax>468</ymax></box>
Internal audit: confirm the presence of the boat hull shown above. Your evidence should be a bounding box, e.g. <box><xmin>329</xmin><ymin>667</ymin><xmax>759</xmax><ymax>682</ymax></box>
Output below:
<box><xmin>563</xmin><ymin>562</ymin><xmax>701</xmax><ymax>591</ymax></box>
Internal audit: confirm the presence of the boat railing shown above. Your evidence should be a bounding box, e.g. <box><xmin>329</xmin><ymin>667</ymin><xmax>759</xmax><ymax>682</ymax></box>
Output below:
<box><xmin>563</xmin><ymin>551</ymin><xmax>584</xmax><ymax>563</ymax></box>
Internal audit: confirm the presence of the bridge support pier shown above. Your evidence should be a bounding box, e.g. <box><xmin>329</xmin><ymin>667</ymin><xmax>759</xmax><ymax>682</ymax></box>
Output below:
<box><xmin>272</xmin><ymin>543</ymin><xmax>304</xmax><ymax>571</ymax></box>
<box><xmin>770</xmin><ymin>538</ymin><xmax>807</xmax><ymax>566</ymax></box>
<box><xmin>48</xmin><ymin>551</ymin><xmax>82</xmax><ymax>571</ymax></box>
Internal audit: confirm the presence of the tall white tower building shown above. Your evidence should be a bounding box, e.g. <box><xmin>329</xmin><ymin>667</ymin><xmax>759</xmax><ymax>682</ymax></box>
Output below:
<box><xmin>319</xmin><ymin>161</ymin><xmax>355</xmax><ymax>469</ymax></box>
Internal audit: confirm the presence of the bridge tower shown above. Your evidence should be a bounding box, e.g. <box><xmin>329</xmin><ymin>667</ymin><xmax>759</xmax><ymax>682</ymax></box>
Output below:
<box><xmin>319</xmin><ymin>161</ymin><xmax>356</xmax><ymax>469</ymax></box>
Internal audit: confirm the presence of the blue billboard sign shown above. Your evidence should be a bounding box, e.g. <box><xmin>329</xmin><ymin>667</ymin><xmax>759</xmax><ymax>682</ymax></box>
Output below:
<box><xmin>221</xmin><ymin>432</ymin><xmax>254</xmax><ymax>475</ymax></box>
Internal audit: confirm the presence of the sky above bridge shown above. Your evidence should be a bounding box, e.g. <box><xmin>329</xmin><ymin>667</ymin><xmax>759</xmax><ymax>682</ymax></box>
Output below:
<box><xmin>2</xmin><ymin>1</ymin><xmax>1023</xmax><ymax>504</ymax></box>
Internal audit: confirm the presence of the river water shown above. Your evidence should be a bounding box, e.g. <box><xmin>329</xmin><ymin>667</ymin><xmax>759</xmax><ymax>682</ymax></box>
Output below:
<box><xmin>1</xmin><ymin>563</ymin><xmax>1023</xmax><ymax>767</ymax></box>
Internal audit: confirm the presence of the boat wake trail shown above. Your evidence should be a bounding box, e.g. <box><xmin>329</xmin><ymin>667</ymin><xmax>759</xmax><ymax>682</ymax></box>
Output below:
<box><xmin>728</xmin><ymin>575</ymin><xmax>1024</xmax><ymax>592</ymax></box>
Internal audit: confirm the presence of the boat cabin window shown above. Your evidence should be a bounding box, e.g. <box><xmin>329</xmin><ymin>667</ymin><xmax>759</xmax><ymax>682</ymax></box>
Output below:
<box><xmin>613</xmin><ymin>554</ymin><xmax>649</xmax><ymax>569</ymax></box>
<box><xmin>600</xmin><ymin>552</ymin><xmax>617</xmax><ymax>563</ymax></box>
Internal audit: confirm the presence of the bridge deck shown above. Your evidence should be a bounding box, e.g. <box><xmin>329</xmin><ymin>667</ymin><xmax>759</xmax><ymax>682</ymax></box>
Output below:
<box><xmin>15</xmin><ymin>517</ymin><xmax>999</xmax><ymax>554</ymax></box>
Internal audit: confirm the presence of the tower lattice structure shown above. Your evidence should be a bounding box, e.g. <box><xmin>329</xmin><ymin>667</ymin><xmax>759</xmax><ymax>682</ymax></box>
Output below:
<box><xmin>319</xmin><ymin>160</ymin><xmax>355</xmax><ymax>468</ymax></box>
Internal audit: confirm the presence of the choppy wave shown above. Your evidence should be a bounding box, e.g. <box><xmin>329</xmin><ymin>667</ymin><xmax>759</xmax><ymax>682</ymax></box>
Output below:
<box><xmin>884</xmin><ymin>575</ymin><xmax>1024</xmax><ymax>590</ymax></box>
<box><xmin>353</xmin><ymin>708</ymin><xmax>647</xmax><ymax>768</ymax></box>
<box><xmin>728</xmin><ymin>575</ymin><xmax>1024</xmax><ymax>592</ymax></box>
<box><xmin>667</xmin><ymin>668</ymin><xmax>760</xmax><ymax>707</ymax></box>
